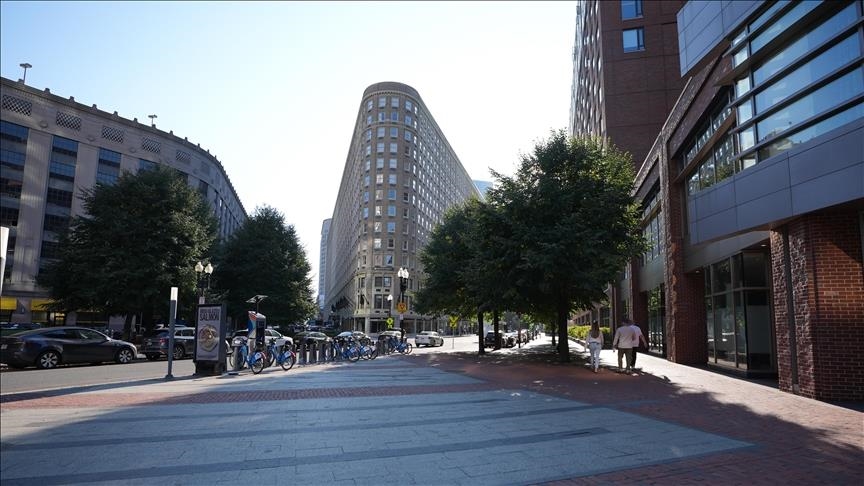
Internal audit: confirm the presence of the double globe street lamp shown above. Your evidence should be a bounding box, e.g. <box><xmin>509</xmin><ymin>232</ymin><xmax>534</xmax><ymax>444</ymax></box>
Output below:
<box><xmin>195</xmin><ymin>261</ymin><xmax>213</xmax><ymax>304</ymax></box>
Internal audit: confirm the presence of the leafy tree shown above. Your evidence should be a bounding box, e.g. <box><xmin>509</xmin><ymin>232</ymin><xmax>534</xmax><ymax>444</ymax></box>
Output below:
<box><xmin>415</xmin><ymin>199</ymin><xmax>486</xmax><ymax>354</ymax></box>
<box><xmin>212</xmin><ymin>206</ymin><xmax>315</xmax><ymax>327</ymax></box>
<box><xmin>39</xmin><ymin>166</ymin><xmax>217</xmax><ymax>338</ymax></box>
<box><xmin>489</xmin><ymin>131</ymin><xmax>643</xmax><ymax>362</ymax></box>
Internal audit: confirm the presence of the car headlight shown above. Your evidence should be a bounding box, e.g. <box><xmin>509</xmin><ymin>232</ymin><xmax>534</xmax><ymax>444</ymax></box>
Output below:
<box><xmin>232</xmin><ymin>337</ymin><xmax>245</xmax><ymax>346</ymax></box>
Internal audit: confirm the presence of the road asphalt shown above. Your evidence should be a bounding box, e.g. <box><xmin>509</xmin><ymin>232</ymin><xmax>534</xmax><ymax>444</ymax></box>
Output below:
<box><xmin>1</xmin><ymin>335</ymin><xmax>861</xmax><ymax>485</ymax></box>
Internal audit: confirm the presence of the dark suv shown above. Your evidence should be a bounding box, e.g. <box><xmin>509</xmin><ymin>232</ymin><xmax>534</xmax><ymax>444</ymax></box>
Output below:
<box><xmin>141</xmin><ymin>326</ymin><xmax>195</xmax><ymax>360</ymax></box>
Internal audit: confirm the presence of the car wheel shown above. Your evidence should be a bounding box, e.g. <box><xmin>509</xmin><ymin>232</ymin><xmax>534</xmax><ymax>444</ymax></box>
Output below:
<box><xmin>37</xmin><ymin>350</ymin><xmax>61</xmax><ymax>369</ymax></box>
<box><xmin>115</xmin><ymin>347</ymin><xmax>135</xmax><ymax>364</ymax></box>
<box><xmin>173</xmin><ymin>345</ymin><xmax>184</xmax><ymax>360</ymax></box>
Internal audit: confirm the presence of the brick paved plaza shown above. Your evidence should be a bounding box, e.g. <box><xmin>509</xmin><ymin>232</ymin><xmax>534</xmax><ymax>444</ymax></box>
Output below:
<box><xmin>1</xmin><ymin>336</ymin><xmax>861</xmax><ymax>485</ymax></box>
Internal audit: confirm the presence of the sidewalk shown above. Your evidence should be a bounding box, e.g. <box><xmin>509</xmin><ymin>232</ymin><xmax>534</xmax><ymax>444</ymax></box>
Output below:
<box><xmin>418</xmin><ymin>336</ymin><xmax>864</xmax><ymax>485</ymax></box>
<box><xmin>1</xmin><ymin>334</ymin><xmax>861</xmax><ymax>485</ymax></box>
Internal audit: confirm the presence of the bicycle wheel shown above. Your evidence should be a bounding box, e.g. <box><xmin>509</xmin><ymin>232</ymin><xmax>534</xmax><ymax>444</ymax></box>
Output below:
<box><xmin>348</xmin><ymin>347</ymin><xmax>361</xmax><ymax>362</ymax></box>
<box><xmin>402</xmin><ymin>343</ymin><xmax>413</xmax><ymax>355</ymax></box>
<box><xmin>266</xmin><ymin>350</ymin><xmax>275</xmax><ymax>368</ymax></box>
<box><xmin>280</xmin><ymin>351</ymin><xmax>296</xmax><ymax>371</ymax></box>
<box><xmin>251</xmin><ymin>353</ymin><xmax>265</xmax><ymax>374</ymax></box>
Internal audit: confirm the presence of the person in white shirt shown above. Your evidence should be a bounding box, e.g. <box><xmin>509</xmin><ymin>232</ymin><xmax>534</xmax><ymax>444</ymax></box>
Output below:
<box><xmin>612</xmin><ymin>321</ymin><xmax>635</xmax><ymax>372</ymax></box>
<box><xmin>586</xmin><ymin>320</ymin><xmax>604</xmax><ymax>373</ymax></box>
<box><xmin>627</xmin><ymin>319</ymin><xmax>648</xmax><ymax>369</ymax></box>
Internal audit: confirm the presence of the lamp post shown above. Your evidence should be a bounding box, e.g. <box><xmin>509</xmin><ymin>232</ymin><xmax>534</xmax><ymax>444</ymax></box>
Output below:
<box><xmin>397</xmin><ymin>267</ymin><xmax>409</xmax><ymax>335</ymax></box>
<box><xmin>148</xmin><ymin>114</ymin><xmax>157</xmax><ymax>127</ymax></box>
<box><xmin>387</xmin><ymin>294</ymin><xmax>393</xmax><ymax>329</ymax></box>
<box><xmin>195</xmin><ymin>261</ymin><xmax>213</xmax><ymax>304</ymax></box>
<box><xmin>19</xmin><ymin>63</ymin><xmax>31</xmax><ymax>84</ymax></box>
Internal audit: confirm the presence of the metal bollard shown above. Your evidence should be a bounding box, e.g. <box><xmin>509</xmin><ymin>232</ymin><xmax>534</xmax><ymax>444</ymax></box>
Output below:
<box><xmin>310</xmin><ymin>342</ymin><xmax>318</xmax><ymax>364</ymax></box>
<box><xmin>299</xmin><ymin>343</ymin><xmax>307</xmax><ymax>365</ymax></box>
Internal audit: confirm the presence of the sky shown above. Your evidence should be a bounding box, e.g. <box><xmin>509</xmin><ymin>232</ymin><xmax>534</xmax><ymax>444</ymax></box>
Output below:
<box><xmin>1</xmin><ymin>1</ymin><xmax>577</xmax><ymax>298</ymax></box>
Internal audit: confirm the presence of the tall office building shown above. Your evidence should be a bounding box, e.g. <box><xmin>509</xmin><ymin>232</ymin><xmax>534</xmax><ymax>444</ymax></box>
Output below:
<box><xmin>622</xmin><ymin>0</ymin><xmax>863</xmax><ymax>402</ymax></box>
<box><xmin>569</xmin><ymin>0</ymin><xmax>685</xmax><ymax>168</ymax></box>
<box><xmin>1</xmin><ymin>77</ymin><xmax>247</xmax><ymax>325</ymax></box>
<box><xmin>569</xmin><ymin>0</ymin><xmax>686</xmax><ymax>327</ymax></box>
<box><xmin>317</xmin><ymin>218</ymin><xmax>331</xmax><ymax>312</ymax></box>
<box><xmin>324</xmin><ymin>82</ymin><xmax>480</xmax><ymax>334</ymax></box>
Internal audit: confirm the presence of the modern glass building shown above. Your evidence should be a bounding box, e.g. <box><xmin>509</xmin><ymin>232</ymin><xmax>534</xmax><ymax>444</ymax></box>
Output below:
<box><xmin>622</xmin><ymin>0</ymin><xmax>863</xmax><ymax>401</ymax></box>
<box><xmin>1</xmin><ymin>76</ymin><xmax>247</xmax><ymax>326</ymax></box>
<box><xmin>323</xmin><ymin>82</ymin><xmax>479</xmax><ymax>335</ymax></box>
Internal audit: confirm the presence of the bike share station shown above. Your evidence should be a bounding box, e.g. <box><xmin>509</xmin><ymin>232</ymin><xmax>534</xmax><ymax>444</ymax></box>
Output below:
<box><xmin>231</xmin><ymin>310</ymin><xmax>267</xmax><ymax>373</ymax></box>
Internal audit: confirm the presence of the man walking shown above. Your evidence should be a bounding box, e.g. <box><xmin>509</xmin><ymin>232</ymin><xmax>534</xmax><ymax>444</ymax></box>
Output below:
<box><xmin>626</xmin><ymin>318</ymin><xmax>648</xmax><ymax>371</ymax></box>
<box><xmin>612</xmin><ymin>321</ymin><xmax>634</xmax><ymax>372</ymax></box>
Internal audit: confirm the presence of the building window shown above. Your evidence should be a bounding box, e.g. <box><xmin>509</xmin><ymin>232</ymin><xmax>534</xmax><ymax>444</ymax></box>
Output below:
<box><xmin>389</xmin><ymin>143</ymin><xmax>398</xmax><ymax>154</ymax></box>
<box><xmin>376</xmin><ymin>174</ymin><xmax>384</xmax><ymax>185</ymax></box>
<box><xmin>50</xmin><ymin>136</ymin><xmax>78</xmax><ymax>179</ymax></box>
<box><xmin>376</xmin><ymin>158</ymin><xmax>384</xmax><ymax>169</ymax></box>
<box><xmin>378</xmin><ymin>97</ymin><xmax>387</xmax><ymax>108</ymax></box>
<box><xmin>378</xmin><ymin>112</ymin><xmax>386</xmax><ymax>122</ymax></box>
<box><xmin>97</xmin><ymin>148</ymin><xmax>121</xmax><ymax>185</ymax></box>
<box><xmin>391</xmin><ymin>97</ymin><xmax>400</xmax><ymax>108</ymax></box>
<box><xmin>387</xmin><ymin>222</ymin><xmax>396</xmax><ymax>233</ymax></box>
<box><xmin>405</xmin><ymin>100</ymin><xmax>413</xmax><ymax>111</ymax></box>
<box><xmin>375</xmin><ymin>189</ymin><xmax>383</xmax><ymax>201</ymax></box>
<box><xmin>621</xmin><ymin>0</ymin><xmax>642</xmax><ymax>19</ymax></box>
<box><xmin>391</xmin><ymin>112</ymin><xmax>399</xmax><ymax>122</ymax></box>
<box><xmin>405</xmin><ymin>115</ymin><xmax>413</xmax><ymax>126</ymax></box>
<box><xmin>388</xmin><ymin>189</ymin><xmax>396</xmax><ymax>200</ymax></box>
<box><xmin>374</xmin><ymin>222</ymin><xmax>382</xmax><ymax>233</ymax></box>
<box><xmin>389</xmin><ymin>174</ymin><xmax>397</xmax><ymax>185</ymax></box>
<box><xmin>367</xmin><ymin>115</ymin><xmax>372</xmax><ymax>126</ymax></box>
<box><xmin>390</xmin><ymin>127</ymin><xmax>398</xmax><ymax>138</ymax></box>
<box><xmin>367</xmin><ymin>100</ymin><xmax>373</xmax><ymax>111</ymax></box>
<box><xmin>623</xmin><ymin>27</ymin><xmax>644</xmax><ymax>52</ymax></box>
<box><xmin>377</xmin><ymin>127</ymin><xmax>385</xmax><ymax>138</ymax></box>
<box><xmin>374</xmin><ymin>238</ymin><xmax>381</xmax><ymax>249</ymax></box>
<box><xmin>363</xmin><ymin>207</ymin><xmax>369</xmax><ymax>219</ymax></box>
<box><xmin>387</xmin><ymin>205</ymin><xmax>396</xmax><ymax>217</ymax></box>
<box><xmin>389</xmin><ymin>158</ymin><xmax>397</xmax><ymax>169</ymax></box>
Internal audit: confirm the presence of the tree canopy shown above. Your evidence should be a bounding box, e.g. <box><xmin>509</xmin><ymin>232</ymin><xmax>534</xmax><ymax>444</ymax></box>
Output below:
<box><xmin>212</xmin><ymin>205</ymin><xmax>315</xmax><ymax>327</ymax></box>
<box><xmin>416</xmin><ymin>130</ymin><xmax>643</xmax><ymax>361</ymax></box>
<box><xmin>38</xmin><ymin>166</ymin><xmax>217</xmax><ymax>335</ymax></box>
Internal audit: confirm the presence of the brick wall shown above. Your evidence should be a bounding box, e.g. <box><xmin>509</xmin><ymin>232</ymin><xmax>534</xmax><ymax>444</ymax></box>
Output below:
<box><xmin>771</xmin><ymin>210</ymin><xmax>864</xmax><ymax>402</ymax></box>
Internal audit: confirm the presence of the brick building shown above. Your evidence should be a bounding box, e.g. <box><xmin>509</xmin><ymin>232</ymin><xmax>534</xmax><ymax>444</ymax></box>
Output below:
<box><xmin>623</xmin><ymin>0</ymin><xmax>863</xmax><ymax>402</ymax></box>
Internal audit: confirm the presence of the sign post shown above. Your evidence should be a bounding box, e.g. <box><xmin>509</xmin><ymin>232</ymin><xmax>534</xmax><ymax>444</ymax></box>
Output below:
<box><xmin>449</xmin><ymin>315</ymin><xmax>459</xmax><ymax>348</ymax></box>
<box><xmin>165</xmin><ymin>287</ymin><xmax>178</xmax><ymax>380</ymax></box>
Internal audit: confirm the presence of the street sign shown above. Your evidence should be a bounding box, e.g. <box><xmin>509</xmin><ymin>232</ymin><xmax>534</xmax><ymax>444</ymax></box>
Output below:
<box><xmin>449</xmin><ymin>315</ymin><xmax>459</xmax><ymax>328</ymax></box>
<box><xmin>386</xmin><ymin>317</ymin><xmax>394</xmax><ymax>328</ymax></box>
<box><xmin>396</xmin><ymin>302</ymin><xmax>407</xmax><ymax>314</ymax></box>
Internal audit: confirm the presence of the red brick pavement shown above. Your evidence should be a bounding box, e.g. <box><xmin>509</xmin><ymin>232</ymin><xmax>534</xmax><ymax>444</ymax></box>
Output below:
<box><xmin>409</xmin><ymin>347</ymin><xmax>864</xmax><ymax>485</ymax></box>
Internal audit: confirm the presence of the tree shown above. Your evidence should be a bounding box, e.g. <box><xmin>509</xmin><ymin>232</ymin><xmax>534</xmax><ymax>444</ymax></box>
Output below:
<box><xmin>212</xmin><ymin>206</ymin><xmax>315</xmax><ymax>327</ymax></box>
<box><xmin>489</xmin><ymin>131</ymin><xmax>643</xmax><ymax>362</ymax></box>
<box><xmin>415</xmin><ymin>199</ymin><xmax>486</xmax><ymax>354</ymax></box>
<box><xmin>39</xmin><ymin>166</ymin><xmax>217</xmax><ymax>338</ymax></box>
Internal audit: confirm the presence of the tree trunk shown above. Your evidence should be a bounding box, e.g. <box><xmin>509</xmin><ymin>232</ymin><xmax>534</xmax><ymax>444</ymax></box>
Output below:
<box><xmin>493</xmin><ymin>309</ymin><xmax>501</xmax><ymax>349</ymax></box>
<box><xmin>477</xmin><ymin>310</ymin><xmax>485</xmax><ymax>355</ymax></box>
<box><xmin>557</xmin><ymin>301</ymin><xmax>570</xmax><ymax>362</ymax></box>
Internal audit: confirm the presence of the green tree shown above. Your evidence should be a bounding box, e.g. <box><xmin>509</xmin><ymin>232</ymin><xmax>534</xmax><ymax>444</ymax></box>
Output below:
<box><xmin>415</xmin><ymin>199</ymin><xmax>487</xmax><ymax>354</ymax></box>
<box><xmin>489</xmin><ymin>131</ymin><xmax>643</xmax><ymax>362</ymax></box>
<box><xmin>212</xmin><ymin>206</ymin><xmax>315</xmax><ymax>327</ymax></box>
<box><xmin>39</xmin><ymin>166</ymin><xmax>217</xmax><ymax>338</ymax></box>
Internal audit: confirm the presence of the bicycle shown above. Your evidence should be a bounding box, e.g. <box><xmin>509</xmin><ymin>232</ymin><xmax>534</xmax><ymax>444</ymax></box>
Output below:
<box><xmin>333</xmin><ymin>338</ymin><xmax>361</xmax><ymax>362</ymax></box>
<box><xmin>387</xmin><ymin>336</ymin><xmax>413</xmax><ymax>355</ymax></box>
<box><xmin>231</xmin><ymin>336</ymin><xmax>267</xmax><ymax>374</ymax></box>
<box><xmin>358</xmin><ymin>339</ymin><xmax>378</xmax><ymax>360</ymax></box>
<box><xmin>267</xmin><ymin>338</ymin><xmax>296</xmax><ymax>371</ymax></box>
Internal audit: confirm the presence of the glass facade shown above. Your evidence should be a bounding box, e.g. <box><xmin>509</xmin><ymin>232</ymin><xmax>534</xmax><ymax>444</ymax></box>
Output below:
<box><xmin>685</xmin><ymin>0</ymin><xmax>864</xmax><ymax>195</ymax></box>
<box><xmin>647</xmin><ymin>286</ymin><xmax>665</xmax><ymax>356</ymax></box>
<box><xmin>704</xmin><ymin>252</ymin><xmax>774</xmax><ymax>372</ymax></box>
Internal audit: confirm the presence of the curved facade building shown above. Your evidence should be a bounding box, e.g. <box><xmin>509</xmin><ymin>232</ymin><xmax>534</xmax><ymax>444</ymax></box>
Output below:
<box><xmin>1</xmin><ymin>76</ymin><xmax>247</xmax><ymax>325</ymax></box>
<box><xmin>324</xmin><ymin>82</ymin><xmax>479</xmax><ymax>334</ymax></box>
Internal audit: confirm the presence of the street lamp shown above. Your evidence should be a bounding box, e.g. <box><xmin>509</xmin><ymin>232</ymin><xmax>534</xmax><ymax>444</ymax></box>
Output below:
<box><xmin>387</xmin><ymin>294</ymin><xmax>393</xmax><ymax>328</ymax></box>
<box><xmin>195</xmin><ymin>261</ymin><xmax>213</xmax><ymax>304</ymax></box>
<box><xmin>397</xmin><ymin>267</ymin><xmax>409</xmax><ymax>334</ymax></box>
<box><xmin>19</xmin><ymin>63</ymin><xmax>31</xmax><ymax>84</ymax></box>
<box><xmin>148</xmin><ymin>114</ymin><xmax>157</xmax><ymax>127</ymax></box>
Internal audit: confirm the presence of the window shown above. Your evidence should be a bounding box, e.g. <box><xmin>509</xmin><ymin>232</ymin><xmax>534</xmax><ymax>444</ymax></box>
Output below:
<box><xmin>375</xmin><ymin>205</ymin><xmax>382</xmax><ymax>217</ymax></box>
<box><xmin>387</xmin><ymin>205</ymin><xmax>396</xmax><ymax>217</ymax></box>
<box><xmin>377</xmin><ymin>127</ymin><xmax>385</xmax><ymax>138</ymax></box>
<box><xmin>363</xmin><ymin>191</ymin><xmax>369</xmax><ymax>202</ymax></box>
<box><xmin>389</xmin><ymin>174</ymin><xmax>397</xmax><ymax>185</ymax></box>
<box><xmin>387</xmin><ymin>222</ymin><xmax>396</xmax><ymax>233</ymax></box>
<box><xmin>385</xmin><ymin>254</ymin><xmax>394</xmax><ymax>266</ymax></box>
<box><xmin>378</xmin><ymin>112</ymin><xmax>386</xmax><ymax>122</ymax></box>
<box><xmin>406</xmin><ymin>100</ymin><xmax>413</xmax><ymax>111</ymax></box>
<box><xmin>622</xmin><ymin>27</ymin><xmax>644</xmax><ymax>52</ymax></box>
<box><xmin>376</xmin><ymin>158</ymin><xmax>384</xmax><ymax>169</ymax></box>
<box><xmin>375</xmin><ymin>189</ymin><xmax>383</xmax><ymax>201</ymax></box>
<box><xmin>138</xmin><ymin>159</ymin><xmax>157</xmax><ymax>172</ymax></box>
<box><xmin>391</xmin><ymin>112</ymin><xmax>399</xmax><ymax>122</ymax></box>
<box><xmin>365</xmin><ymin>159</ymin><xmax>371</xmax><ymax>171</ymax></box>
<box><xmin>367</xmin><ymin>115</ymin><xmax>372</xmax><ymax>126</ymax></box>
<box><xmin>404</xmin><ymin>131</ymin><xmax>413</xmax><ymax>142</ymax></box>
<box><xmin>391</xmin><ymin>97</ymin><xmax>400</xmax><ymax>108</ymax></box>
<box><xmin>376</xmin><ymin>174</ymin><xmax>384</xmax><ymax>185</ymax></box>
<box><xmin>376</xmin><ymin>142</ymin><xmax>384</xmax><ymax>153</ymax></box>
<box><xmin>389</xmin><ymin>143</ymin><xmax>398</xmax><ymax>154</ymax></box>
<box><xmin>405</xmin><ymin>115</ymin><xmax>413</xmax><ymax>126</ymax></box>
<box><xmin>388</xmin><ymin>189</ymin><xmax>396</xmax><ymax>200</ymax></box>
<box><xmin>97</xmin><ymin>148</ymin><xmax>121</xmax><ymax>185</ymax></box>
<box><xmin>374</xmin><ymin>222</ymin><xmax>382</xmax><ymax>233</ymax></box>
<box><xmin>621</xmin><ymin>0</ymin><xmax>642</xmax><ymax>19</ymax></box>
<box><xmin>367</xmin><ymin>100</ymin><xmax>373</xmax><ymax>111</ymax></box>
<box><xmin>389</xmin><ymin>158</ymin><xmax>397</xmax><ymax>169</ymax></box>
<box><xmin>365</xmin><ymin>145</ymin><xmax>372</xmax><ymax>156</ymax></box>
<box><xmin>374</xmin><ymin>238</ymin><xmax>382</xmax><ymax>249</ymax></box>
<box><xmin>378</xmin><ymin>97</ymin><xmax>387</xmax><ymax>108</ymax></box>
<box><xmin>390</xmin><ymin>127</ymin><xmax>398</xmax><ymax>138</ymax></box>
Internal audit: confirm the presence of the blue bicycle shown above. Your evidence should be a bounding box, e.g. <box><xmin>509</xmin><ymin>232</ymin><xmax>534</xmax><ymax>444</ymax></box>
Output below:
<box><xmin>267</xmin><ymin>338</ymin><xmax>296</xmax><ymax>371</ymax></box>
<box><xmin>231</xmin><ymin>336</ymin><xmax>266</xmax><ymax>374</ymax></box>
<box><xmin>333</xmin><ymin>339</ymin><xmax>361</xmax><ymax>362</ymax></box>
<box><xmin>387</xmin><ymin>336</ymin><xmax>413</xmax><ymax>355</ymax></box>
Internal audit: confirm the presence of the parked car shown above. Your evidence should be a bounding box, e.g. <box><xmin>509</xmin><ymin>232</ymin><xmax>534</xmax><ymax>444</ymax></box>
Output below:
<box><xmin>335</xmin><ymin>331</ymin><xmax>372</xmax><ymax>344</ymax></box>
<box><xmin>503</xmin><ymin>332</ymin><xmax>518</xmax><ymax>347</ymax></box>
<box><xmin>141</xmin><ymin>326</ymin><xmax>196</xmax><ymax>360</ymax></box>
<box><xmin>0</xmin><ymin>326</ymin><xmax>137</xmax><ymax>369</ymax></box>
<box><xmin>0</xmin><ymin>322</ymin><xmax>42</xmax><ymax>336</ymax></box>
<box><xmin>293</xmin><ymin>331</ymin><xmax>333</xmax><ymax>347</ymax></box>
<box><xmin>231</xmin><ymin>328</ymin><xmax>292</xmax><ymax>348</ymax></box>
<box><xmin>378</xmin><ymin>330</ymin><xmax>403</xmax><ymax>342</ymax></box>
<box><xmin>415</xmin><ymin>331</ymin><xmax>444</xmax><ymax>347</ymax></box>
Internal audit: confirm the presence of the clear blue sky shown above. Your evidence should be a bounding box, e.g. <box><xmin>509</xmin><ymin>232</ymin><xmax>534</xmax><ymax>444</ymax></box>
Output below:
<box><xmin>1</xmin><ymin>1</ymin><xmax>577</xmax><ymax>297</ymax></box>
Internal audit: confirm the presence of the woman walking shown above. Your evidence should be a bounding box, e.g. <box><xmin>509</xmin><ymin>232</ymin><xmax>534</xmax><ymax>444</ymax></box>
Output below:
<box><xmin>587</xmin><ymin>320</ymin><xmax>604</xmax><ymax>373</ymax></box>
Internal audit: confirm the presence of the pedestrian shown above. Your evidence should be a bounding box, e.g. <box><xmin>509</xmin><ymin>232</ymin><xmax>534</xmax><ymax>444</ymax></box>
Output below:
<box><xmin>627</xmin><ymin>318</ymin><xmax>648</xmax><ymax>370</ymax></box>
<box><xmin>586</xmin><ymin>320</ymin><xmax>604</xmax><ymax>373</ymax></box>
<box><xmin>612</xmin><ymin>320</ymin><xmax>635</xmax><ymax>372</ymax></box>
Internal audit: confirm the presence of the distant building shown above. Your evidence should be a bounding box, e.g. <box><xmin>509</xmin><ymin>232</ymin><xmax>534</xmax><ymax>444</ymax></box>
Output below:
<box><xmin>324</xmin><ymin>82</ymin><xmax>480</xmax><ymax>334</ymax></box>
<box><xmin>1</xmin><ymin>76</ymin><xmax>247</xmax><ymax>325</ymax></box>
<box><xmin>473</xmin><ymin>180</ymin><xmax>493</xmax><ymax>198</ymax></box>
<box><xmin>318</xmin><ymin>218</ymin><xmax>331</xmax><ymax>311</ymax></box>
